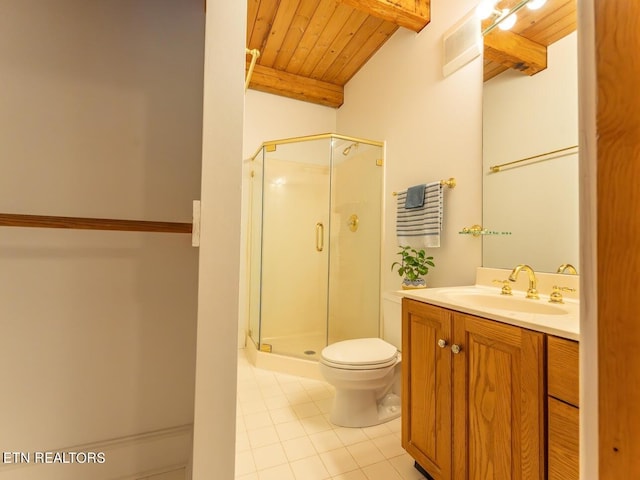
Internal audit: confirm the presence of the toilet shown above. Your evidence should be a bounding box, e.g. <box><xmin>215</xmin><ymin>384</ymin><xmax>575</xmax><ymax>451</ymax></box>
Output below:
<box><xmin>319</xmin><ymin>292</ymin><xmax>403</xmax><ymax>427</ymax></box>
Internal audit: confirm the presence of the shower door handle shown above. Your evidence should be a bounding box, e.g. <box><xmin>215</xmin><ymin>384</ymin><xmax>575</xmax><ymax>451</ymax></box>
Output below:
<box><xmin>316</xmin><ymin>222</ymin><xmax>324</xmax><ymax>252</ymax></box>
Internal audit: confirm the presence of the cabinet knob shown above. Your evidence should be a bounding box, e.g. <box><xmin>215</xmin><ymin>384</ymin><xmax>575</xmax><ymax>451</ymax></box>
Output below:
<box><xmin>451</xmin><ymin>344</ymin><xmax>462</xmax><ymax>354</ymax></box>
<box><xmin>437</xmin><ymin>339</ymin><xmax>448</xmax><ymax>348</ymax></box>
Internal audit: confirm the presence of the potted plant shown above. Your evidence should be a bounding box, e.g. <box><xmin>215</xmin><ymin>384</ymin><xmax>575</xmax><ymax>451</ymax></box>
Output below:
<box><xmin>391</xmin><ymin>246</ymin><xmax>435</xmax><ymax>289</ymax></box>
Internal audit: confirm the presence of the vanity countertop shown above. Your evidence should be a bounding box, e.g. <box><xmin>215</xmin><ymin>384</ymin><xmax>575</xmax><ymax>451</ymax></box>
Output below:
<box><xmin>400</xmin><ymin>284</ymin><xmax>580</xmax><ymax>341</ymax></box>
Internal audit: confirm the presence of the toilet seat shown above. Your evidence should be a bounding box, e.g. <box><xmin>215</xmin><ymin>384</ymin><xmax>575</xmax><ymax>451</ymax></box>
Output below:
<box><xmin>320</xmin><ymin>338</ymin><xmax>398</xmax><ymax>370</ymax></box>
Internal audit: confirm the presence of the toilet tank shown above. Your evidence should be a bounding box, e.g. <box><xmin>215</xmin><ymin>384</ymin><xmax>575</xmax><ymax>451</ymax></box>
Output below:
<box><xmin>382</xmin><ymin>291</ymin><xmax>403</xmax><ymax>350</ymax></box>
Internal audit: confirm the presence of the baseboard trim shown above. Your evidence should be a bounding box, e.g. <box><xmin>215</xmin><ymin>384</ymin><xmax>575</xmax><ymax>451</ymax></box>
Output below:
<box><xmin>0</xmin><ymin>424</ymin><xmax>192</xmax><ymax>480</ymax></box>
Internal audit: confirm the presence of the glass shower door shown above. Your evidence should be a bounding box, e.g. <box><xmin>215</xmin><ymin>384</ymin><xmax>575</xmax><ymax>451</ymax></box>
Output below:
<box><xmin>259</xmin><ymin>138</ymin><xmax>332</xmax><ymax>359</ymax></box>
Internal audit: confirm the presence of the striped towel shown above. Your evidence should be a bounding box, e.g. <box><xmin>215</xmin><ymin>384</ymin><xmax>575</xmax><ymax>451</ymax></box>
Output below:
<box><xmin>396</xmin><ymin>181</ymin><xmax>443</xmax><ymax>248</ymax></box>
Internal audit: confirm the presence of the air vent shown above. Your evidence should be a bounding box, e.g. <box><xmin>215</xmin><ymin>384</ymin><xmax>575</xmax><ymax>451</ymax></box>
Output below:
<box><xmin>442</xmin><ymin>10</ymin><xmax>482</xmax><ymax>77</ymax></box>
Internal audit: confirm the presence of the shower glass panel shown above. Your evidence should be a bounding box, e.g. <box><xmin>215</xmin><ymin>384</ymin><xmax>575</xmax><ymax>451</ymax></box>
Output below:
<box><xmin>247</xmin><ymin>134</ymin><xmax>383</xmax><ymax>360</ymax></box>
<box><xmin>327</xmin><ymin>139</ymin><xmax>383</xmax><ymax>345</ymax></box>
<box><xmin>247</xmin><ymin>148</ymin><xmax>263</xmax><ymax>348</ymax></box>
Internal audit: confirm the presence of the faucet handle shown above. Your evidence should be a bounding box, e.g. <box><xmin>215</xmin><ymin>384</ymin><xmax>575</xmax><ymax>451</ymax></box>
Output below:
<box><xmin>492</xmin><ymin>279</ymin><xmax>513</xmax><ymax>295</ymax></box>
<box><xmin>549</xmin><ymin>285</ymin><xmax>576</xmax><ymax>304</ymax></box>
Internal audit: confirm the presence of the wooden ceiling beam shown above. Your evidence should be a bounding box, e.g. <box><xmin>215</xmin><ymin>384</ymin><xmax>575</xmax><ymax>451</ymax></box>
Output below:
<box><xmin>338</xmin><ymin>0</ymin><xmax>430</xmax><ymax>33</ymax></box>
<box><xmin>484</xmin><ymin>30</ymin><xmax>548</xmax><ymax>76</ymax></box>
<box><xmin>247</xmin><ymin>63</ymin><xmax>344</xmax><ymax>108</ymax></box>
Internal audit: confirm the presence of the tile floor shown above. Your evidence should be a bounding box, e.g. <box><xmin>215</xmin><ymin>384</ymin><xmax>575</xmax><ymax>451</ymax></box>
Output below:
<box><xmin>235</xmin><ymin>350</ymin><xmax>426</xmax><ymax>480</ymax></box>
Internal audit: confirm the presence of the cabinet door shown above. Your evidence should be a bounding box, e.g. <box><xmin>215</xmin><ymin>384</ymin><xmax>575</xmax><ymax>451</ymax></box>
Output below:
<box><xmin>402</xmin><ymin>298</ymin><xmax>452</xmax><ymax>479</ymax></box>
<box><xmin>548</xmin><ymin>397</ymin><xmax>580</xmax><ymax>480</ymax></box>
<box><xmin>452</xmin><ymin>314</ymin><xmax>544</xmax><ymax>480</ymax></box>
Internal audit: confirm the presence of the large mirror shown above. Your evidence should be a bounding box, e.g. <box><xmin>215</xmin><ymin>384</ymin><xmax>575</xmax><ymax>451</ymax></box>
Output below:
<box><xmin>481</xmin><ymin>5</ymin><xmax>578</xmax><ymax>274</ymax></box>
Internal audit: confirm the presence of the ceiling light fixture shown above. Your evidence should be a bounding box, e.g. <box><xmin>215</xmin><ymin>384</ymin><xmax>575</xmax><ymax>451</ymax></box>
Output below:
<box><xmin>481</xmin><ymin>0</ymin><xmax>540</xmax><ymax>36</ymax></box>
<box><xmin>476</xmin><ymin>0</ymin><xmax>498</xmax><ymax>20</ymax></box>
<box><xmin>526</xmin><ymin>0</ymin><xmax>547</xmax><ymax>10</ymax></box>
<box><xmin>498</xmin><ymin>9</ymin><xmax>517</xmax><ymax>30</ymax></box>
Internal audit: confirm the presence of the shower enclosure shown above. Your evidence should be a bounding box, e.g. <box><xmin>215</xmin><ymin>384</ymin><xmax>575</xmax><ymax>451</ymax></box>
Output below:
<box><xmin>247</xmin><ymin>134</ymin><xmax>384</xmax><ymax>361</ymax></box>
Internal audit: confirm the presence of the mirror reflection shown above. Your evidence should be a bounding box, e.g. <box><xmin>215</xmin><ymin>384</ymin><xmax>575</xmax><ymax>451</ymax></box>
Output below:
<box><xmin>481</xmin><ymin>3</ymin><xmax>578</xmax><ymax>274</ymax></box>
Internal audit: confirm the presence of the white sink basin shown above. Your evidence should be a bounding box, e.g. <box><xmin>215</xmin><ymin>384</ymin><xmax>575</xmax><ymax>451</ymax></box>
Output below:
<box><xmin>439</xmin><ymin>291</ymin><xmax>569</xmax><ymax>316</ymax></box>
<box><xmin>400</xmin><ymin>284</ymin><xmax>580</xmax><ymax>340</ymax></box>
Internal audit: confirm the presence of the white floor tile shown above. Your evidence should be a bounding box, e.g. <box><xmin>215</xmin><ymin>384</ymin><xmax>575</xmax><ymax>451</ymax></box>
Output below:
<box><xmin>300</xmin><ymin>414</ymin><xmax>333</xmax><ymax>435</ymax></box>
<box><xmin>257</xmin><ymin>463</ymin><xmax>296</xmax><ymax>480</ymax></box>
<box><xmin>387</xmin><ymin>453</ymin><xmax>426</xmax><ymax>480</ymax></box>
<box><xmin>280</xmin><ymin>381</ymin><xmax>306</xmax><ymax>394</ymax></box>
<box><xmin>332</xmin><ymin>427</ymin><xmax>369</xmax><ymax>446</ymax></box>
<box><xmin>318</xmin><ymin>447</ymin><xmax>359</xmax><ymax>476</ymax></box>
<box><xmin>281</xmin><ymin>436</ymin><xmax>317</xmax><ymax>461</ymax></box>
<box><xmin>238</xmin><ymin>387</ymin><xmax>262</xmax><ymax>404</ymax></box>
<box><xmin>306</xmin><ymin>385</ymin><xmax>334</xmax><ymax>401</ymax></box>
<box><xmin>236</xmin><ymin>430</ymin><xmax>251</xmax><ymax>452</ymax></box>
<box><xmin>236</xmin><ymin>473</ymin><xmax>259</xmax><ymax>480</ymax></box>
<box><xmin>244</xmin><ymin>410</ymin><xmax>274</xmax><ymax>430</ymax></box>
<box><xmin>264</xmin><ymin>394</ymin><xmax>290</xmax><ymax>410</ymax></box>
<box><xmin>387</xmin><ymin>417</ymin><xmax>402</xmax><ymax>433</ymax></box>
<box><xmin>269</xmin><ymin>406</ymin><xmax>298</xmax><ymax>424</ymax></box>
<box><xmin>372</xmin><ymin>433</ymin><xmax>405</xmax><ymax>459</ymax></box>
<box><xmin>289</xmin><ymin>455</ymin><xmax>331</xmax><ymax>480</ymax></box>
<box><xmin>292</xmin><ymin>401</ymin><xmax>322</xmax><ymax>419</ymax></box>
<box><xmin>242</xmin><ymin>399</ymin><xmax>269</xmax><ymax>415</ymax></box>
<box><xmin>308</xmin><ymin>429</ymin><xmax>343</xmax><ymax>453</ymax></box>
<box><xmin>248</xmin><ymin>425</ymin><xmax>280</xmax><ymax>448</ymax></box>
<box><xmin>236</xmin><ymin>415</ymin><xmax>247</xmax><ymax>433</ymax></box>
<box><xmin>314</xmin><ymin>397</ymin><xmax>333</xmax><ymax>414</ymax></box>
<box><xmin>346</xmin><ymin>440</ymin><xmax>386</xmax><ymax>468</ymax></box>
<box><xmin>235</xmin><ymin>450</ymin><xmax>256</xmax><ymax>477</ymax></box>
<box><xmin>361</xmin><ymin>460</ymin><xmax>403</xmax><ymax>480</ymax></box>
<box><xmin>361</xmin><ymin>423</ymin><xmax>393</xmax><ymax>440</ymax></box>
<box><xmin>330</xmin><ymin>470</ymin><xmax>368</xmax><ymax>480</ymax></box>
<box><xmin>285</xmin><ymin>390</ymin><xmax>313</xmax><ymax>405</ymax></box>
<box><xmin>260</xmin><ymin>384</ymin><xmax>285</xmax><ymax>398</ymax></box>
<box><xmin>252</xmin><ymin>443</ymin><xmax>288</xmax><ymax>471</ymax></box>
<box><xmin>275</xmin><ymin>419</ymin><xmax>308</xmax><ymax>441</ymax></box>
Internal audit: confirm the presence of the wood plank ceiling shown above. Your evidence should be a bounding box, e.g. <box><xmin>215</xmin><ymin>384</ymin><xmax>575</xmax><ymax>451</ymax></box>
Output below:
<box><xmin>245</xmin><ymin>0</ymin><xmax>576</xmax><ymax>108</ymax></box>
<box><xmin>246</xmin><ymin>0</ymin><xmax>431</xmax><ymax>108</ymax></box>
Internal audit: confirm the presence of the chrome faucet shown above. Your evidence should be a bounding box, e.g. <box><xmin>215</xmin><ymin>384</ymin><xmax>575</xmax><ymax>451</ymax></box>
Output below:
<box><xmin>508</xmin><ymin>264</ymin><xmax>539</xmax><ymax>299</ymax></box>
<box><xmin>557</xmin><ymin>263</ymin><xmax>578</xmax><ymax>275</ymax></box>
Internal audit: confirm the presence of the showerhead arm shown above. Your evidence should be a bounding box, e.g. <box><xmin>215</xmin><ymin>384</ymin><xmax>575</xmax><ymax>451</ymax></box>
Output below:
<box><xmin>342</xmin><ymin>142</ymin><xmax>359</xmax><ymax>156</ymax></box>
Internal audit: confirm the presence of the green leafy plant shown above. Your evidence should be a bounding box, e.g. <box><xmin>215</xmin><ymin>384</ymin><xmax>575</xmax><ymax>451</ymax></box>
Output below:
<box><xmin>391</xmin><ymin>246</ymin><xmax>435</xmax><ymax>281</ymax></box>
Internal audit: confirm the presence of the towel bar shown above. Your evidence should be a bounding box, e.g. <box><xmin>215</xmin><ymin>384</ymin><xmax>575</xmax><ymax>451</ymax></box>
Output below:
<box><xmin>392</xmin><ymin>177</ymin><xmax>456</xmax><ymax>196</ymax></box>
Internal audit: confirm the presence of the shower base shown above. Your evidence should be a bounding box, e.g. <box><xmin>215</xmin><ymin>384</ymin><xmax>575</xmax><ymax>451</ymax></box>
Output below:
<box><xmin>245</xmin><ymin>333</ymin><xmax>325</xmax><ymax>381</ymax></box>
<box><xmin>260</xmin><ymin>332</ymin><xmax>326</xmax><ymax>361</ymax></box>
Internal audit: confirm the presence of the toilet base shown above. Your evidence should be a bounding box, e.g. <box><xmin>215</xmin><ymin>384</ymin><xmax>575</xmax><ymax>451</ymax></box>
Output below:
<box><xmin>329</xmin><ymin>390</ymin><xmax>401</xmax><ymax>428</ymax></box>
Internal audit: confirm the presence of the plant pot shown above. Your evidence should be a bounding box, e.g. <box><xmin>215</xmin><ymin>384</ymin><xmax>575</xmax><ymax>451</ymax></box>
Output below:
<box><xmin>401</xmin><ymin>278</ymin><xmax>427</xmax><ymax>290</ymax></box>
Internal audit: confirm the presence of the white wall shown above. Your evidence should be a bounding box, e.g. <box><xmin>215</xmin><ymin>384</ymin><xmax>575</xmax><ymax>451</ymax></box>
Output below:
<box><xmin>0</xmin><ymin>0</ymin><xmax>203</xmax><ymax>477</ymax></box>
<box><xmin>191</xmin><ymin>0</ymin><xmax>245</xmax><ymax>478</ymax></box>
<box><xmin>243</xmin><ymin>90</ymin><xmax>337</xmax><ymax>158</ymax></box>
<box><xmin>337</xmin><ymin>0</ymin><xmax>483</xmax><ymax>293</ymax></box>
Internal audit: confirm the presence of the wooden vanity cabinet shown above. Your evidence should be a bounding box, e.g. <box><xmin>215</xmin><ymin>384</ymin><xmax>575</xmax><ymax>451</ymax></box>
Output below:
<box><xmin>402</xmin><ymin>298</ymin><xmax>545</xmax><ymax>480</ymax></box>
<box><xmin>547</xmin><ymin>335</ymin><xmax>580</xmax><ymax>480</ymax></box>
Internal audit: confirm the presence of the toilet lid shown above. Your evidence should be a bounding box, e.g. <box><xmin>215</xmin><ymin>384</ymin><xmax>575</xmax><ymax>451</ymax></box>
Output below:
<box><xmin>321</xmin><ymin>338</ymin><xmax>398</xmax><ymax>367</ymax></box>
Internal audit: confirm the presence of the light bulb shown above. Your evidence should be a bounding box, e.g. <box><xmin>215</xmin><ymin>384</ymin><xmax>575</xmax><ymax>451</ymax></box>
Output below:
<box><xmin>498</xmin><ymin>9</ymin><xmax>517</xmax><ymax>30</ymax></box>
<box><xmin>527</xmin><ymin>0</ymin><xmax>547</xmax><ymax>10</ymax></box>
<box><xmin>476</xmin><ymin>0</ymin><xmax>498</xmax><ymax>20</ymax></box>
